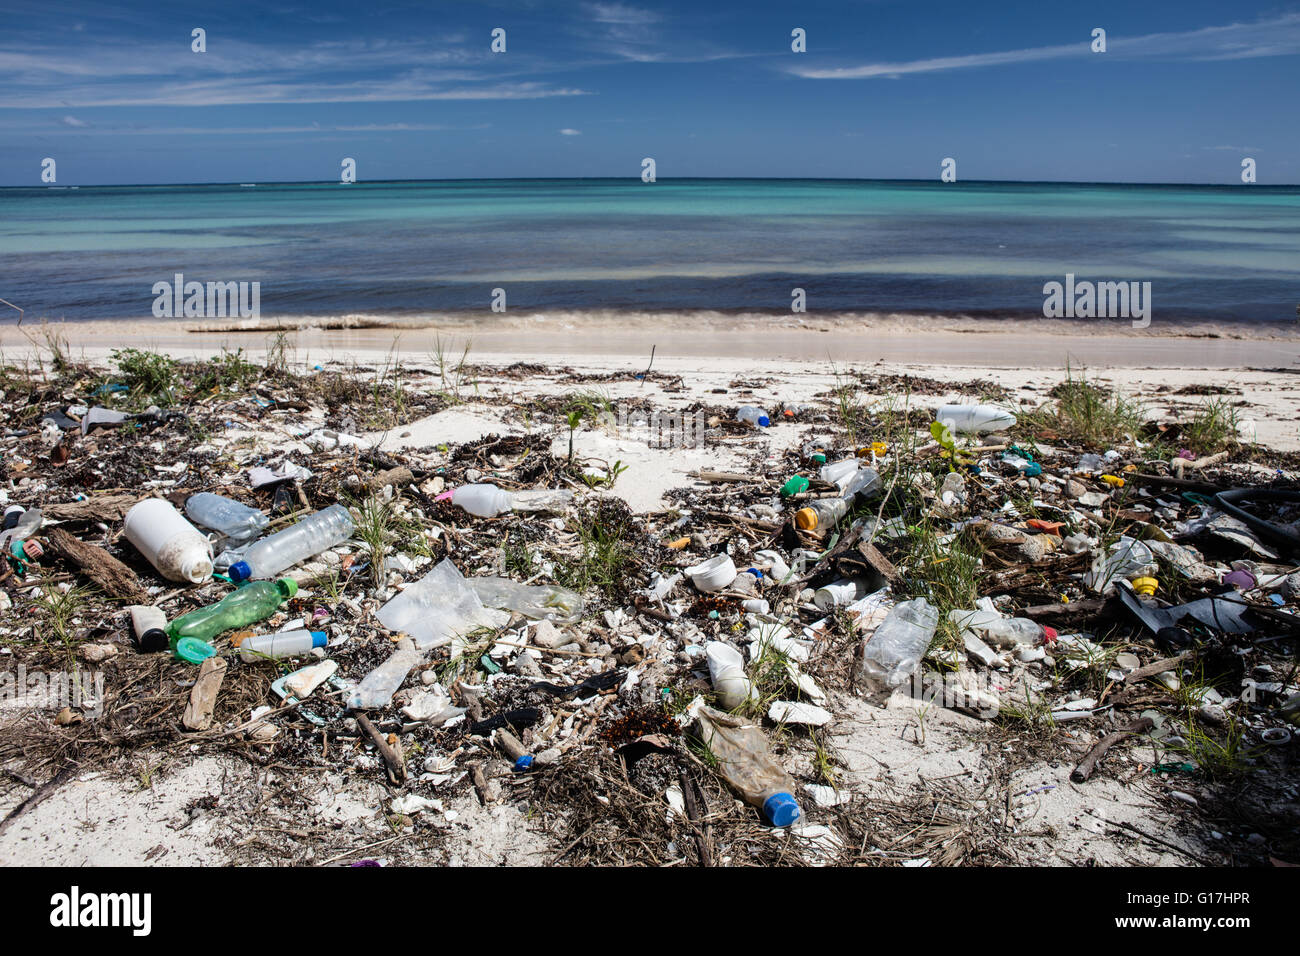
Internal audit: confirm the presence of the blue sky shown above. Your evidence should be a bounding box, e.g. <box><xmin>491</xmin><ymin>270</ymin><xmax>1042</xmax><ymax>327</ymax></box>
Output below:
<box><xmin>1</xmin><ymin>0</ymin><xmax>1297</xmax><ymax>185</ymax></box>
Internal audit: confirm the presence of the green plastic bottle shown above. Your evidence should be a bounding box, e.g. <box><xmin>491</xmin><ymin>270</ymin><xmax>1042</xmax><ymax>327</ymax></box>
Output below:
<box><xmin>166</xmin><ymin>578</ymin><xmax>298</xmax><ymax>655</ymax></box>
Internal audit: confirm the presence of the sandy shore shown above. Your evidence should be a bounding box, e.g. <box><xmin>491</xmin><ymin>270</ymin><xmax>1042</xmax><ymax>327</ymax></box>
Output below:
<box><xmin>3</xmin><ymin>313</ymin><xmax>1298</xmax><ymax>369</ymax></box>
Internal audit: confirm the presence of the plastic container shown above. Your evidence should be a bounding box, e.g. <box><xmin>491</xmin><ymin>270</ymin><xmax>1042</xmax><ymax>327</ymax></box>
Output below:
<box><xmin>795</xmin><ymin>498</ymin><xmax>848</xmax><ymax>531</ymax></box>
<box><xmin>1</xmin><ymin>505</ymin><xmax>24</xmax><ymax>531</ymax></box>
<box><xmin>166</xmin><ymin>577</ymin><xmax>297</xmax><ymax>648</ymax></box>
<box><xmin>466</xmin><ymin>576</ymin><xmax>583</xmax><ymax>624</ymax></box>
<box><xmin>123</xmin><ymin>499</ymin><xmax>214</xmax><ymax>585</ymax></box>
<box><xmin>128</xmin><ymin>605</ymin><xmax>170</xmax><ymax>653</ymax></box>
<box><xmin>694</xmin><ymin>704</ymin><xmax>801</xmax><ymax>827</ymax></box>
<box><xmin>0</xmin><ymin>506</ymin><xmax>41</xmax><ymax>554</ymax></box>
<box><xmin>936</xmin><ymin>404</ymin><xmax>1017</xmax><ymax>434</ymax></box>
<box><xmin>686</xmin><ymin>554</ymin><xmax>737</xmax><ymax>593</ymax></box>
<box><xmin>185</xmin><ymin>492</ymin><xmax>269</xmax><ymax>545</ymax></box>
<box><xmin>228</xmin><ymin>504</ymin><xmax>354</xmax><ymax>582</ymax></box>
<box><xmin>736</xmin><ymin>406</ymin><xmax>770</xmax><ymax>428</ymax></box>
<box><xmin>706</xmin><ymin>641</ymin><xmax>756</xmax><ymax>710</ymax></box>
<box><xmin>813</xmin><ymin>577</ymin><xmax>866</xmax><ymax>611</ymax></box>
<box><xmin>950</xmin><ymin>605</ymin><xmax>1044</xmax><ymax>647</ymax></box>
<box><xmin>238</xmin><ymin>629</ymin><xmax>327</xmax><ymax>663</ymax></box>
<box><xmin>859</xmin><ymin>597</ymin><xmax>939</xmax><ymax>690</ymax></box>
<box><xmin>450</xmin><ymin>484</ymin><xmax>513</xmax><ymax>517</ymax></box>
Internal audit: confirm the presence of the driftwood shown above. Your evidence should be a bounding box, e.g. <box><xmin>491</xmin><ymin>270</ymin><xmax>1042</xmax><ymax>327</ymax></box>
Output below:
<box><xmin>1124</xmin><ymin>651</ymin><xmax>1193</xmax><ymax>684</ymax></box>
<box><xmin>354</xmin><ymin>712</ymin><xmax>407</xmax><ymax>784</ymax></box>
<box><xmin>182</xmin><ymin>657</ymin><xmax>227</xmax><ymax>732</ymax></box>
<box><xmin>44</xmin><ymin>527</ymin><xmax>148</xmax><ymax>602</ymax></box>
<box><xmin>42</xmin><ymin>493</ymin><xmax>138</xmax><ymax>523</ymax></box>
<box><xmin>366</xmin><ymin>466</ymin><xmax>414</xmax><ymax>492</ymax></box>
<box><xmin>1071</xmin><ymin>717</ymin><xmax>1155</xmax><ymax>783</ymax></box>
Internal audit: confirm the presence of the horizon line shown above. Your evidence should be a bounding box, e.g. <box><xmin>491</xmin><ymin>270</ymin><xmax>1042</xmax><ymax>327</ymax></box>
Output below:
<box><xmin>2</xmin><ymin>175</ymin><xmax>1295</xmax><ymax>189</ymax></box>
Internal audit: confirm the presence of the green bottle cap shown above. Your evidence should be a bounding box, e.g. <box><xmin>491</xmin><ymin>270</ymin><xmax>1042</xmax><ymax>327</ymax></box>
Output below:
<box><xmin>277</xmin><ymin>578</ymin><xmax>298</xmax><ymax>599</ymax></box>
<box><xmin>780</xmin><ymin>475</ymin><xmax>810</xmax><ymax>497</ymax></box>
<box><xmin>176</xmin><ymin>637</ymin><xmax>217</xmax><ymax>664</ymax></box>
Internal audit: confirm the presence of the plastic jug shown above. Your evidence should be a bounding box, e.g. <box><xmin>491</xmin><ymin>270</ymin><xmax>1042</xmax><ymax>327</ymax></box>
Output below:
<box><xmin>227</xmin><ymin>504</ymin><xmax>354</xmax><ymax>582</ymax></box>
<box><xmin>123</xmin><ymin>499</ymin><xmax>214</xmax><ymax>585</ymax></box>
<box><xmin>736</xmin><ymin>406</ymin><xmax>770</xmax><ymax>427</ymax></box>
<box><xmin>936</xmin><ymin>404</ymin><xmax>1017</xmax><ymax>434</ymax></box>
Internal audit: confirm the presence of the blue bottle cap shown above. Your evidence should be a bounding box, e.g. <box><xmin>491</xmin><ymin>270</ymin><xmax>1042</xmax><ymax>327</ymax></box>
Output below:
<box><xmin>757</xmin><ymin>415</ymin><xmax>770</xmax><ymax>427</ymax></box>
<box><xmin>763</xmin><ymin>792</ymin><xmax>801</xmax><ymax>828</ymax></box>
<box><xmin>176</xmin><ymin>637</ymin><xmax>217</xmax><ymax>664</ymax></box>
<box><xmin>310</xmin><ymin>630</ymin><xmax>328</xmax><ymax>648</ymax></box>
<box><xmin>228</xmin><ymin>561</ymin><xmax>251</xmax><ymax>583</ymax></box>
<box><xmin>513</xmin><ymin>755</ymin><xmax>534</xmax><ymax>772</ymax></box>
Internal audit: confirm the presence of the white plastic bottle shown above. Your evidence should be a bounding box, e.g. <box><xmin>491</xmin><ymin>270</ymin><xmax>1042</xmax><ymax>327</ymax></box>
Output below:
<box><xmin>185</xmin><ymin>492</ymin><xmax>269</xmax><ymax>545</ymax></box>
<box><xmin>819</xmin><ymin>458</ymin><xmax>860</xmax><ymax>489</ymax></box>
<box><xmin>450</xmin><ymin>484</ymin><xmax>514</xmax><ymax>517</ymax></box>
<box><xmin>860</xmin><ymin>597</ymin><xmax>939</xmax><ymax>690</ymax></box>
<box><xmin>706</xmin><ymin>641</ymin><xmax>756</xmax><ymax>710</ymax></box>
<box><xmin>508</xmin><ymin>488</ymin><xmax>574</xmax><ymax>513</ymax></box>
<box><xmin>735</xmin><ymin>406</ymin><xmax>771</xmax><ymax>427</ymax></box>
<box><xmin>936</xmin><ymin>404</ymin><xmax>1017</xmax><ymax>434</ymax></box>
<box><xmin>238</xmin><ymin>629</ymin><xmax>328</xmax><ymax>663</ymax></box>
<box><xmin>227</xmin><ymin>504</ymin><xmax>354</xmax><ymax>582</ymax></box>
<box><xmin>123</xmin><ymin>499</ymin><xmax>214</xmax><ymax>585</ymax></box>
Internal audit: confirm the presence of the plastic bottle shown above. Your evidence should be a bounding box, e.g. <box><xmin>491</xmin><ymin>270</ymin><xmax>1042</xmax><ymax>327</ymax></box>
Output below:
<box><xmin>735</xmin><ymin>406</ymin><xmax>770</xmax><ymax>427</ymax></box>
<box><xmin>694</xmin><ymin>704</ymin><xmax>801</xmax><ymax>827</ymax></box>
<box><xmin>936</xmin><ymin>404</ymin><xmax>1017</xmax><ymax>434</ymax></box>
<box><xmin>842</xmin><ymin>467</ymin><xmax>883</xmax><ymax>502</ymax></box>
<box><xmin>705</xmin><ymin>641</ymin><xmax>756</xmax><ymax>710</ymax></box>
<box><xmin>450</xmin><ymin>484</ymin><xmax>514</xmax><ymax>517</ymax></box>
<box><xmin>185</xmin><ymin>492</ymin><xmax>270</xmax><ymax>545</ymax></box>
<box><xmin>123</xmin><ymin>499</ymin><xmax>214</xmax><ymax>585</ymax></box>
<box><xmin>128</xmin><ymin>605</ymin><xmax>170</xmax><ymax>653</ymax></box>
<box><xmin>795</xmin><ymin>497</ymin><xmax>848</xmax><ymax>531</ymax></box>
<box><xmin>950</xmin><ymin>606</ymin><xmax>1044</xmax><ymax>647</ymax></box>
<box><xmin>228</xmin><ymin>504</ymin><xmax>354</xmax><ymax>582</ymax></box>
<box><xmin>166</xmin><ymin>577</ymin><xmax>298</xmax><ymax>648</ymax></box>
<box><xmin>466</xmin><ymin>576</ymin><xmax>584</xmax><ymax>624</ymax></box>
<box><xmin>859</xmin><ymin>597</ymin><xmax>939</xmax><ymax>690</ymax></box>
<box><xmin>238</xmin><ymin>629</ymin><xmax>327</xmax><ymax>662</ymax></box>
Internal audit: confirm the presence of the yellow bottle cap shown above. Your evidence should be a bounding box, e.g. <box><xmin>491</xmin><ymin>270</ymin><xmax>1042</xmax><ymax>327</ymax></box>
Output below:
<box><xmin>794</xmin><ymin>508</ymin><xmax>818</xmax><ymax>531</ymax></box>
<box><xmin>1131</xmin><ymin>576</ymin><xmax>1158</xmax><ymax>596</ymax></box>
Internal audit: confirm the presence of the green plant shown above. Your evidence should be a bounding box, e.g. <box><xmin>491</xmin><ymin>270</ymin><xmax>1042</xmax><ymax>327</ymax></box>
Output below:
<box><xmin>111</xmin><ymin>348</ymin><xmax>179</xmax><ymax>405</ymax></box>
<box><xmin>352</xmin><ymin>496</ymin><xmax>397</xmax><ymax>591</ymax></box>
<box><xmin>31</xmin><ymin>584</ymin><xmax>96</xmax><ymax>650</ymax></box>
<box><xmin>431</xmin><ymin>335</ymin><xmax>477</xmax><ymax>403</ymax></box>
<box><xmin>193</xmin><ymin>348</ymin><xmax>261</xmax><ymax>395</ymax></box>
<box><xmin>1182</xmin><ymin>397</ymin><xmax>1239</xmax><ymax>455</ymax></box>
<box><xmin>1019</xmin><ymin>365</ymin><xmax>1144</xmax><ymax>447</ymax></box>
<box><xmin>555</xmin><ymin>503</ymin><xmax>636</xmax><ymax>599</ymax></box>
<box><xmin>829</xmin><ymin>362</ymin><xmax>868</xmax><ymax>445</ymax></box>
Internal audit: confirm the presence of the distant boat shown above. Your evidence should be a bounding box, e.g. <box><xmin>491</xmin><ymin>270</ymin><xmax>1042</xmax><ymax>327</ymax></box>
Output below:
<box><xmin>240</xmin><ymin>183</ymin><xmax>257</xmax><ymax>188</ymax></box>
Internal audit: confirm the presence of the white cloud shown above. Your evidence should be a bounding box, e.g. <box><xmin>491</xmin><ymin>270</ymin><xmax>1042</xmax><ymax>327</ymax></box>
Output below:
<box><xmin>61</xmin><ymin>115</ymin><xmax>86</xmax><ymax>127</ymax></box>
<box><xmin>559</xmin><ymin>128</ymin><xmax>582</xmax><ymax>135</ymax></box>
<box><xmin>789</xmin><ymin>13</ymin><xmax>1300</xmax><ymax>80</ymax></box>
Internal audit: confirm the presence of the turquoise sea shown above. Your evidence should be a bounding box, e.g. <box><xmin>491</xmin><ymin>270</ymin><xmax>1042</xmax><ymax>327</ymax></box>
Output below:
<box><xmin>0</xmin><ymin>178</ymin><xmax>1296</xmax><ymax>323</ymax></box>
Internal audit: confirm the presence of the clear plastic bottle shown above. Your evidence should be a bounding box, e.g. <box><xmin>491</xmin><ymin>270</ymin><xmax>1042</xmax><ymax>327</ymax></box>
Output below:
<box><xmin>185</xmin><ymin>492</ymin><xmax>270</xmax><ymax>545</ymax></box>
<box><xmin>936</xmin><ymin>404</ymin><xmax>1017</xmax><ymax>434</ymax></box>
<box><xmin>735</xmin><ymin>406</ymin><xmax>771</xmax><ymax>427</ymax></box>
<box><xmin>859</xmin><ymin>597</ymin><xmax>939</xmax><ymax>690</ymax></box>
<box><xmin>227</xmin><ymin>504</ymin><xmax>354</xmax><ymax>582</ymax></box>
<box><xmin>466</xmin><ymin>576</ymin><xmax>584</xmax><ymax>623</ymax></box>
<box><xmin>237</xmin><ymin>629</ymin><xmax>327</xmax><ymax>662</ymax></box>
<box><xmin>694</xmin><ymin>704</ymin><xmax>801</xmax><ymax>827</ymax></box>
<box><xmin>166</xmin><ymin>578</ymin><xmax>298</xmax><ymax>648</ymax></box>
<box><xmin>794</xmin><ymin>497</ymin><xmax>848</xmax><ymax>531</ymax></box>
<box><xmin>842</xmin><ymin>467</ymin><xmax>882</xmax><ymax>502</ymax></box>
